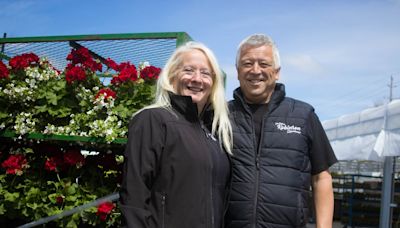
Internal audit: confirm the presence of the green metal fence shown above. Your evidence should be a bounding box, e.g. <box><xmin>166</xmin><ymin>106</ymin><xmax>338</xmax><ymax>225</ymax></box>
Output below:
<box><xmin>0</xmin><ymin>32</ymin><xmax>192</xmax><ymax>71</ymax></box>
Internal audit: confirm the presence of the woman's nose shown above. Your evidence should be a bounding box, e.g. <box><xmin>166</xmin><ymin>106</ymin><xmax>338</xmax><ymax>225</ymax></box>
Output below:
<box><xmin>189</xmin><ymin>71</ymin><xmax>202</xmax><ymax>82</ymax></box>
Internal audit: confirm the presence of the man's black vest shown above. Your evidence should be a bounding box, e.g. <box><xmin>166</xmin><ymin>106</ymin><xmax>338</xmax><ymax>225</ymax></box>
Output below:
<box><xmin>226</xmin><ymin>83</ymin><xmax>314</xmax><ymax>228</ymax></box>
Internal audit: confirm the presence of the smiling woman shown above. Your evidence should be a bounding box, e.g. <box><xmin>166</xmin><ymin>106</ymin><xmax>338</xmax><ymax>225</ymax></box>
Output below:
<box><xmin>119</xmin><ymin>41</ymin><xmax>233</xmax><ymax>228</ymax></box>
<box><xmin>171</xmin><ymin>49</ymin><xmax>214</xmax><ymax>113</ymax></box>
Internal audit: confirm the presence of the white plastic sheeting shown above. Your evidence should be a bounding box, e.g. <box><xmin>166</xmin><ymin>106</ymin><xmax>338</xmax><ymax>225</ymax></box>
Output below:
<box><xmin>322</xmin><ymin>100</ymin><xmax>400</xmax><ymax>161</ymax></box>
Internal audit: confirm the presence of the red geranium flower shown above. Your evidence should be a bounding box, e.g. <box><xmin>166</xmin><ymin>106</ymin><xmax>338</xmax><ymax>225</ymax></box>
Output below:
<box><xmin>56</xmin><ymin>196</ymin><xmax>64</xmax><ymax>205</ymax></box>
<box><xmin>0</xmin><ymin>60</ymin><xmax>9</xmax><ymax>79</ymax></box>
<box><xmin>63</xmin><ymin>149</ymin><xmax>85</xmax><ymax>167</ymax></box>
<box><xmin>9</xmin><ymin>53</ymin><xmax>39</xmax><ymax>70</ymax></box>
<box><xmin>66</xmin><ymin>47</ymin><xmax>102</xmax><ymax>72</ymax></box>
<box><xmin>140</xmin><ymin>66</ymin><xmax>161</xmax><ymax>80</ymax></box>
<box><xmin>105</xmin><ymin>58</ymin><xmax>119</xmax><ymax>71</ymax></box>
<box><xmin>65</xmin><ymin>65</ymin><xmax>87</xmax><ymax>84</ymax></box>
<box><xmin>95</xmin><ymin>88</ymin><xmax>116</xmax><ymax>101</ymax></box>
<box><xmin>96</xmin><ymin>202</ymin><xmax>115</xmax><ymax>221</ymax></box>
<box><xmin>1</xmin><ymin>154</ymin><xmax>28</xmax><ymax>175</ymax></box>
<box><xmin>44</xmin><ymin>156</ymin><xmax>64</xmax><ymax>172</ymax></box>
<box><xmin>110</xmin><ymin>62</ymin><xmax>137</xmax><ymax>85</ymax></box>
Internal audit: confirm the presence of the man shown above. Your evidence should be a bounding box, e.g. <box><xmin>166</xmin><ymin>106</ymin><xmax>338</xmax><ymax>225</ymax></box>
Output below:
<box><xmin>226</xmin><ymin>34</ymin><xmax>338</xmax><ymax>228</ymax></box>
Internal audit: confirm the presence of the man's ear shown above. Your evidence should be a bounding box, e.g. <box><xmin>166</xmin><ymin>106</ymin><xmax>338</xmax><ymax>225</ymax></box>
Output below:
<box><xmin>236</xmin><ymin>64</ymin><xmax>240</xmax><ymax>80</ymax></box>
<box><xmin>275</xmin><ymin>67</ymin><xmax>281</xmax><ymax>80</ymax></box>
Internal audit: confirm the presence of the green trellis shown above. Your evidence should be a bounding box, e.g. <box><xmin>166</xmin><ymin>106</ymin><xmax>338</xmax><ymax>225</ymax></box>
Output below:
<box><xmin>0</xmin><ymin>32</ymin><xmax>192</xmax><ymax>145</ymax></box>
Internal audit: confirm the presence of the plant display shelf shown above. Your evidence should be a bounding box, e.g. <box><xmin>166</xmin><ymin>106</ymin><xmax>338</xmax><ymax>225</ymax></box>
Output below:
<box><xmin>332</xmin><ymin>174</ymin><xmax>400</xmax><ymax>228</ymax></box>
<box><xmin>0</xmin><ymin>32</ymin><xmax>193</xmax><ymax>227</ymax></box>
<box><xmin>0</xmin><ymin>32</ymin><xmax>192</xmax><ymax>149</ymax></box>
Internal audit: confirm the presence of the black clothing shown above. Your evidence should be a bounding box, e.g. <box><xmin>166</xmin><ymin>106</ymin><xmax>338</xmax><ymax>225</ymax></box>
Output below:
<box><xmin>120</xmin><ymin>93</ymin><xmax>230</xmax><ymax>228</ymax></box>
<box><xmin>248</xmin><ymin>103</ymin><xmax>269</xmax><ymax>151</ymax></box>
<box><xmin>226</xmin><ymin>83</ymin><xmax>337</xmax><ymax>228</ymax></box>
<box><xmin>307</xmin><ymin>112</ymin><xmax>338</xmax><ymax>175</ymax></box>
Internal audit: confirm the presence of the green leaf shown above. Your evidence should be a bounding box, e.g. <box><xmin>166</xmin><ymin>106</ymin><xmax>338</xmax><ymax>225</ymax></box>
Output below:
<box><xmin>0</xmin><ymin>204</ymin><xmax>5</xmax><ymax>215</ymax></box>
<box><xmin>66</xmin><ymin>220</ymin><xmax>78</xmax><ymax>228</ymax></box>
<box><xmin>27</xmin><ymin>187</ymin><xmax>40</xmax><ymax>198</ymax></box>
<box><xmin>0</xmin><ymin>111</ymin><xmax>8</xmax><ymax>119</ymax></box>
<box><xmin>46</xmin><ymin>92</ymin><xmax>59</xmax><ymax>105</ymax></box>
<box><xmin>35</xmin><ymin>104</ymin><xmax>49</xmax><ymax>113</ymax></box>
<box><xmin>66</xmin><ymin>185</ymin><xmax>76</xmax><ymax>195</ymax></box>
<box><xmin>66</xmin><ymin>195</ymin><xmax>77</xmax><ymax>202</ymax></box>
<box><xmin>48</xmin><ymin>193</ymin><xmax>58</xmax><ymax>204</ymax></box>
<box><xmin>27</xmin><ymin>202</ymin><xmax>39</xmax><ymax>210</ymax></box>
<box><xmin>4</xmin><ymin>192</ymin><xmax>20</xmax><ymax>202</ymax></box>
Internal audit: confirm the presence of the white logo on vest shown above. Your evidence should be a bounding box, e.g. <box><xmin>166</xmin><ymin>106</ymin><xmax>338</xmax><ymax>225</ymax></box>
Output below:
<box><xmin>274</xmin><ymin>122</ymin><xmax>301</xmax><ymax>134</ymax></box>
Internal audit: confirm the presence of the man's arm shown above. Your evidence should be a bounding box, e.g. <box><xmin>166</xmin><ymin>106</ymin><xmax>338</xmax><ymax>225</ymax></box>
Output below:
<box><xmin>312</xmin><ymin>170</ymin><xmax>334</xmax><ymax>228</ymax></box>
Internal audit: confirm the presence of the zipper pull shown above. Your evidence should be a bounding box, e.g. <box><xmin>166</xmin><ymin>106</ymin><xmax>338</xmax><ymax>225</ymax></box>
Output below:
<box><xmin>200</xmin><ymin>122</ymin><xmax>217</xmax><ymax>141</ymax></box>
<box><xmin>256</xmin><ymin>157</ymin><xmax>260</xmax><ymax>170</ymax></box>
<box><xmin>161</xmin><ymin>195</ymin><xmax>165</xmax><ymax>205</ymax></box>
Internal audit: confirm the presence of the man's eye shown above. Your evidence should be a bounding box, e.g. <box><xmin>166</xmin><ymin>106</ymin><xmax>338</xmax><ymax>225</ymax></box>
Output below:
<box><xmin>260</xmin><ymin>63</ymin><xmax>272</xmax><ymax>68</ymax></box>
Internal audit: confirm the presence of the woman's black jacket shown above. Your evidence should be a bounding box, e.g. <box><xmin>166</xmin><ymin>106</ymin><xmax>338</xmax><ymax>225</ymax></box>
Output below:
<box><xmin>119</xmin><ymin>93</ymin><xmax>230</xmax><ymax>228</ymax></box>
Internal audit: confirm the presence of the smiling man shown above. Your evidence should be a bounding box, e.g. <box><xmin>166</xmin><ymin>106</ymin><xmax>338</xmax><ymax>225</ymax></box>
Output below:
<box><xmin>225</xmin><ymin>34</ymin><xmax>338</xmax><ymax>228</ymax></box>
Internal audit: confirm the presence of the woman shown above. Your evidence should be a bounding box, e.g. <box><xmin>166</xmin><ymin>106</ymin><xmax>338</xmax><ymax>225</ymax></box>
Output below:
<box><xmin>119</xmin><ymin>41</ymin><xmax>233</xmax><ymax>228</ymax></box>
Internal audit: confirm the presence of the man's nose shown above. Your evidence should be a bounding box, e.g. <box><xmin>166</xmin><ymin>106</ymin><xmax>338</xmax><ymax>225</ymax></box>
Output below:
<box><xmin>250</xmin><ymin>63</ymin><xmax>261</xmax><ymax>74</ymax></box>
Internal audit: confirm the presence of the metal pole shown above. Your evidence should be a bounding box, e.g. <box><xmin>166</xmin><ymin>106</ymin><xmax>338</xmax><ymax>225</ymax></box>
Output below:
<box><xmin>17</xmin><ymin>192</ymin><xmax>120</xmax><ymax>228</ymax></box>
<box><xmin>379</xmin><ymin>75</ymin><xmax>395</xmax><ymax>228</ymax></box>
<box><xmin>1</xmin><ymin>33</ymin><xmax>6</xmax><ymax>53</ymax></box>
<box><xmin>380</xmin><ymin>157</ymin><xmax>395</xmax><ymax>228</ymax></box>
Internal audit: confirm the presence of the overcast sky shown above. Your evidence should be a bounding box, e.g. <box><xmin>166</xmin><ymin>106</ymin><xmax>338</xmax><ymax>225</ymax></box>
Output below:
<box><xmin>1</xmin><ymin>0</ymin><xmax>400</xmax><ymax>120</ymax></box>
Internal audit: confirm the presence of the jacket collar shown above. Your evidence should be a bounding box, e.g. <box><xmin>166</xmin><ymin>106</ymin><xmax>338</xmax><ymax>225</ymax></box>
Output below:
<box><xmin>168</xmin><ymin>92</ymin><xmax>213</xmax><ymax>123</ymax></box>
<box><xmin>233</xmin><ymin>83</ymin><xmax>286</xmax><ymax>114</ymax></box>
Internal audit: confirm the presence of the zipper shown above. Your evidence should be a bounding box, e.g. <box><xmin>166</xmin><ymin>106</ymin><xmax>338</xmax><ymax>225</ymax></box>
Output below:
<box><xmin>252</xmin><ymin>116</ymin><xmax>264</xmax><ymax>227</ymax></box>
<box><xmin>252</xmin><ymin>155</ymin><xmax>260</xmax><ymax>228</ymax></box>
<box><xmin>200</xmin><ymin>121</ymin><xmax>215</xmax><ymax>228</ymax></box>
<box><xmin>222</xmin><ymin>155</ymin><xmax>233</xmax><ymax>227</ymax></box>
<box><xmin>161</xmin><ymin>193</ymin><xmax>166</xmax><ymax>228</ymax></box>
<box><xmin>210</xmin><ymin>184</ymin><xmax>215</xmax><ymax>227</ymax></box>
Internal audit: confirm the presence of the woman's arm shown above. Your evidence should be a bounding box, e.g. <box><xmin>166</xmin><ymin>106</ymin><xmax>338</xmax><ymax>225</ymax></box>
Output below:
<box><xmin>119</xmin><ymin>110</ymin><xmax>165</xmax><ymax>227</ymax></box>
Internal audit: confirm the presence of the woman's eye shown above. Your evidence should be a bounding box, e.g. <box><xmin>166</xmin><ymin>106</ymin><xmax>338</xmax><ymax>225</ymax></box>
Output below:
<box><xmin>183</xmin><ymin>68</ymin><xmax>195</xmax><ymax>74</ymax></box>
<box><xmin>200</xmin><ymin>70</ymin><xmax>212</xmax><ymax>77</ymax></box>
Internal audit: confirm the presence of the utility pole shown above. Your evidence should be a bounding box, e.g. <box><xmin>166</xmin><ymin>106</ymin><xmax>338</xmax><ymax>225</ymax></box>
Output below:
<box><xmin>379</xmin><ymin>75</ymin><xmax>396</xmax><ymax>228</ymax></box>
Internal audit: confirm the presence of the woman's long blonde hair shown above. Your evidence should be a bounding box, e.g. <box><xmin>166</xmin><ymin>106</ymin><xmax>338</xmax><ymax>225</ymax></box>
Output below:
<box><xmin>136</xmin><ymin>41</ymin><xmax>232</xmax><ymax>154</ymax></box>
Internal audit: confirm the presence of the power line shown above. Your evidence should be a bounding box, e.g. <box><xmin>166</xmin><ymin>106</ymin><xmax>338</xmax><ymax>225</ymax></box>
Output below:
<box><xmin>318</xmin><ymin>75</ymin><xmax>399</xmax><ymax>112</ymax></box>
<box><xmin>318</xmin><ymin>85</ymin><xmax>387</xmax><ymax>111</ymax></box>
<box><xmin>332</xmin><ymin>76</ymin><xmax>388</xmax><ymax>101</ymax></box>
